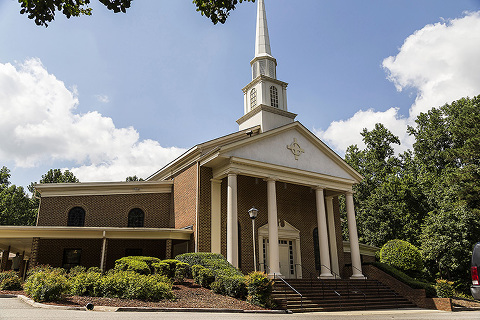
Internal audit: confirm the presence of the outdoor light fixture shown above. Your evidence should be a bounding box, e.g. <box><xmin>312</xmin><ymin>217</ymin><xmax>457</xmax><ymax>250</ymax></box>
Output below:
<box><xmin>248</xmin><ymin>207</ymin><xmax>259</xmax><ymax>271</ymax></box>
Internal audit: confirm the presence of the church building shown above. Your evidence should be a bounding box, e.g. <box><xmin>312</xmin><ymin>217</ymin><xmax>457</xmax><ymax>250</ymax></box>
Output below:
<box><xmin>0</xmin><ymin>0</ymin><xmax>374</xmax><ymax>280</ymax></box>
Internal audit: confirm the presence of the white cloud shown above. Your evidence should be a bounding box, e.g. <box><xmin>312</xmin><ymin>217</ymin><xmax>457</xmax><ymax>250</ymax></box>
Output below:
<box><xmin>95</xmin><ymin>94</ymin><xmax>110</xmax><ymax>103</ymax></box>
<box><xmin>0</xmin><ymin>58</ymin><xmax>186</xmax><ymax>182</ymax></box>
<box><xmin>316</xmin><ymin>11</ymin><xmax>480</xmax><ymax>155</ymax></box>
<box><xmin>315</xmin><ymin>108</ymin><xmax>408</xmax><ymax>156</ymax></box>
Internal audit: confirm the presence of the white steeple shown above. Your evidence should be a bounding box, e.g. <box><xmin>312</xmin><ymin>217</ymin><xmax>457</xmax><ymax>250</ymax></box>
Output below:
<box><xmin>255</xmin><ymin>0</ymin><xmax>273</xmax><ymax>59</ymax></box>
<box><xmin>237</xmin><ymin>0</ymin><xmax>296</xmax><ymax>133</ymax></box>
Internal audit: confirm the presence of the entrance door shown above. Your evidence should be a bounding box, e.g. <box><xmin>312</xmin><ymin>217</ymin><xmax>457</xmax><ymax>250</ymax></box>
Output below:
<box><xmin>263</xmin><ymin>239</ymin><xmax>296</xmax><ymax>279</ymax></box>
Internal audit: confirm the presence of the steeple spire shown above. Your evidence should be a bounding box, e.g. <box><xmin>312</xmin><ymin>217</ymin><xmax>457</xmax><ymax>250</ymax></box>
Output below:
<box><xmin>255</xmin><ymin>0</ymin><xmax>272</xmax><ymax>58</ymax></box>
<box><xmin>237</xmin><ymin>0</ymin><xmax>297</xmax><ymax>133</ymax></box>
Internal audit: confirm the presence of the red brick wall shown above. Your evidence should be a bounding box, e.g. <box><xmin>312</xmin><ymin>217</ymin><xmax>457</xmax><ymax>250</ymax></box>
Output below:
<box><xmin>197</xmin><ymin>167</ymin><xmax>213</xmax><ymax>252</ymax></box>
<box><xmin>172</xmin><ymin>163</ymin><xmax>198</xmax><ymax>252</ymax></box>
<box><xmin>36</xmin><ymin>239</ymin><xmax>103</xmax><ymax>269</ymax></box>
<box><xmin>37</xmin><ymin>193</ymin><xmax>172</xmax><ymax>228</ymax></box>
<box><xmin>36</xmin><ymin>238</ymin><xmax>167</xmax><ymax>271</ymax></box>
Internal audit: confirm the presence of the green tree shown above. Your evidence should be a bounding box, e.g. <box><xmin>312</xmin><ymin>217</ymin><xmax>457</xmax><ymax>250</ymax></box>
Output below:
<box><xmin>29</xmin><ymin>169</ymin><xmax>80</xmax><ymax>207</ymax></box>
<box><xmin>18</xmin><ymin>0</ymin><xmax>254</xmax><ymax>27</ymax></box>
<box><xmin>343</xmin><ymin>124</ymin><xmax>428</xmax><ymax>247</ymax></box>
<box><xmin>410</xmin><ymin>96</ymin><xmax>480</xmax><ymax>286</ymax></box>
<box><xmin>0</xmin><ymin>166</ymin><xmax>36</xmax><ymax>226</ymax></box>
<box><xmin>125</xmin><ymin>175</ymin><xmax>144</xmax><ymax>182</ymax></box>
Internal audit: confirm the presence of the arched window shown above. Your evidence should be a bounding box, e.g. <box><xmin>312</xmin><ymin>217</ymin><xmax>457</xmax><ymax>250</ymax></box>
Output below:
<box><xmin>313</xmin><ymin>227</ymin><xmax>320</xmax><ymax>271</ymax></box>
<box><xmin>128</xmin><ymin>208</ymin><xmax>144</xmax><ymax>227</ymax></box>
<box><xmin>250</xmin><ymin>88</ymin><xmax>257</xmax><ymax>110</ymax></box>
<box><xmin>270</xmin><ymin>86</ymin><xmax>278</xmax><ymax>108</ymax></box>
<box><xmin>67</xmin><ymin>207</ymin><xmax>85</xmax><ymax>227</ymax></box>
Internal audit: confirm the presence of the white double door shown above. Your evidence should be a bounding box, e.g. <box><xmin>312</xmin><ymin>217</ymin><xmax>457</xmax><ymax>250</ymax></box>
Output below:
<box><xmin>264</xmin><ymin>239</ymin><xmax>296</xmax><ymax>279</ymax></box>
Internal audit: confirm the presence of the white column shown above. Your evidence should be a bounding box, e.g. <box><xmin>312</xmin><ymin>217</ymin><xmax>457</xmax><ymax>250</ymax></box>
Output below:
<box><xmin>326</xmin><ymin>196</ymin><xmax>340</xmax><ymax>277</ymax></box>
<box><xmin>295</xmin><ymin>239</ymin><xmax>302</xmax><ymax>279</ymax></box>
<box><xmin>227</xmin><ymin>173</ymin><xmax>238</xmax><ymax>268</ymax></box>
<box><xmin>346</xmin><ymin>191</ymin><xmax>365</xmax><ymax>279</ymax></box>
<box><xmin>210</xmin><ymin>179</ymin><xmax>222</xmax><ymax>254</ymax></box>
<box><xmin>100</xmin><ymin>231</ymin><xmax>107</xmax><ymax>272</ymax></box>
<box><xmin>316</xmin><ymin>187</ymin><xmax>333</xmax><ymax>278</ymax></box>
<box><xmin>266</xmin><ymin>178</ymin><xmax>281</xmax><ymax>276</ymax></box>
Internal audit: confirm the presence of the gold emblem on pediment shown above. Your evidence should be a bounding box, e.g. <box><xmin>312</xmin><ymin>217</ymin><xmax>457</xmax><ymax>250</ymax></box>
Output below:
<box><xmin>287</xmin><ymin>138</ymin><xmax>304</xmax><ymax>160</ymax></box>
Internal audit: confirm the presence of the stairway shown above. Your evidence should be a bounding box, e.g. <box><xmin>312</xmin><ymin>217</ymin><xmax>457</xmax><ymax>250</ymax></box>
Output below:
<box><xmin>272</xmin><ymin>278</ymin><xmax>416</xmax><ymax>312</ymax></box>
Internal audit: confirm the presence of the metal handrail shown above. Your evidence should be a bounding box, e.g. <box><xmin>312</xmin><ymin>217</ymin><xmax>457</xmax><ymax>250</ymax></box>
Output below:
<box><xmin>350</xmin><ymin>264</ymin><xmax>367</xmax><ymax>288</ymax></box>
<box><xmin>347</xmin><ymin>282</ymin><xmax>367</xmax><ymax>310</ymax></box>
<box><xmin>334</xmin><ymin>290</ymin><xmax>342</xmax><ymax>310</ymax></box>
<box><xmin>319</xmin><ymin>264</ymin><xmax>341</xmax><ymax>279</ymax></box>
<box><xmin>260</xmin><ymin>262</ymin><xmax>303</xmax><ymax>311</ymax></box>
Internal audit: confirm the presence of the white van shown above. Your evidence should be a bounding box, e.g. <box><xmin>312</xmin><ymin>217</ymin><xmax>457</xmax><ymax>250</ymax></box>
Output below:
<box><xmin>472</xmin><ymin>242</ymin><xmax>480</xmax><ymax>300</ymax></box>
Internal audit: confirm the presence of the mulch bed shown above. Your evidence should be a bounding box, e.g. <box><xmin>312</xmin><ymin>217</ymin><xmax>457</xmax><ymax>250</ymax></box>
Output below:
<box><xmin>451</xmin><ymin>297</ymin><xmax>480</xmax><ymax>310</ymax></box>
<box><xmin>0</xmin><ymin>279</ymin><xmax>265</xmax><ymax>310</ymax></box>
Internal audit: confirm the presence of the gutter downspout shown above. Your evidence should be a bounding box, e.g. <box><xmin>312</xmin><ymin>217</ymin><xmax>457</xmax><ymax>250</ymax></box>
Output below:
<box><xmin>195</xmin><ymin>161</ymin><xmax>200</xmax><ymax>253</ymax></box>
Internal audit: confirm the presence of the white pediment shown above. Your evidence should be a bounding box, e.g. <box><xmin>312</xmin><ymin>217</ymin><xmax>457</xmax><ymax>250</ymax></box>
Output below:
<box><xmin>220</xmin><ymin>123</ymin><xmax>360</xmax><ymax>182</ymax></box>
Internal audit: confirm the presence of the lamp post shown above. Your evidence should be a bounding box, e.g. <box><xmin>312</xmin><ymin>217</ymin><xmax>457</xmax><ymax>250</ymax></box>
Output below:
<box><xmin>248</xmin><ymin>207</ymin><xmax>259</xmax><ymax>272</ymax></box>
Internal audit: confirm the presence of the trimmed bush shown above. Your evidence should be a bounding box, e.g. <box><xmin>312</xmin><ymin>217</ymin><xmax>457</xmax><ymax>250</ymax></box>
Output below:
<box><xmin>435</xmin><ymin>279</ymin><xmax>454</xmax><ymax>298</ymax></box>
<box><xmin>245</xmin><ymin>271</ymin><xmax>272</xmax><ymax>307</ymax></box>
<box><xmin>152</xmin><ymin>262</ymin><xmax>170</xmax><ymax>277</ymax></box>
<box><xmin>69</xmin><ymin>271</ymin><xmax>102</xmax><ymax>296</ymax></box>
<box><xmin>99</xmin><ymin>270</ymin><xmax>173</xmax><ymax>300</ymax></box>
<box><xmin>24</xmin><ymin>268</ymin><xmax>68</xmax><ymax>302</ymax></box>
<box><xmin>68</xmin><ymin>266</ymin><xmax>86</xmax><ymax>277</ymax></box>
<box><xmin>174</xmin><ymin>262</ymin><xmax>189</xmax><ymax>283</ymax></box>
<box><xmin>216</xmin><ymin>275</ymin><xmax>247</xmax><ymax>299</ymax></box>
<box><xmin>87</xmin><ymin>267</ymin><xmax>102</xmax><ymax>274</ymax></box>
<box><xmin>114</xmin><ymin>257</ymin><xmax>151</xmax><ymax>275</ymax></box>
<box><xmin>371</xmin><ymin>262</ymin><xmax>436</xmax><ymax>297</ymax></box>
<box><xmin>380</xmin><ymin>239</ymin><xmax>423</xmax><ymax>273</ymax></box>
<box><xmin>178</xmin><ymin>253</ymin><xmax>247</xmax><ymax>299</ymax></box>
<box><xmin>0</xmin><ymin>271</ymin><xmax>22</xmax><ymax>291</ymax></box>
<box><xmin>191</xmin><ymin>265</ymin><xmax>215</xmax><ymax>288</ymax></box>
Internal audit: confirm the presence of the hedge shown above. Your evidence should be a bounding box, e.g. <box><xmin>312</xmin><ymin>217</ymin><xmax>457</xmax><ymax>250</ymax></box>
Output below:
<box><xmin>24</xmin><ymin>268</ymin><xmax>68</xmax><ymax>302</ymax></box>
<box><xmin>380</xmin><ymin>239</ymin><xmax>423</xmax><ymax>273</ymax></box>
<box><xmin>176</xmin><ymin>253</ymin><xmax>247</xmax><ymax>299</ymax></box>
<box><xmin>371</xmin><ymin>262</ymin><xmax>436</xmax><ymax>297</ymax></box>
<box><xmin>0</xmin><ymin>271</ymin><xmax>22</xmax><ymax>291</ymax></box>
<box><xmin>99</xmin><ymin>271</ymin><xmax>172</xmax><ymax>300</ymax></box>
<box><xmin>245</xmin><ymin>271</ymin><xmax>273</xmax><ymax>308</ymax></box>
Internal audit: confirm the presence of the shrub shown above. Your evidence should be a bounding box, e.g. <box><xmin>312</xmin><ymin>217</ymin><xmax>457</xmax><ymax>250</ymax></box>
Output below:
<box><xmin>24</xmin><ymin>269</ymin><xmax>68</xmax><ymax>302</ymax></box>
<box><xmin>371</xmin><ymin>262</ymin><xmax>436</xmax><ymax>297</ymax></box>
<box><xmin>436</xmin><ymin>279</ymin><xmax>454</xmax><ymax>298</ymax></box>
<box><xmin>152</xmin><ymin>262</ymin><xmax>170</xmax><ymax>277</ymax></box>
<box><xmin>174</xmin><ymin>262</ymin><xmax>189</xmax><ymax>283</ymax></box>
<box><xmin>68</xmin><ymin>266</ymin><xmax>86</xmax><ymax>277</ymax></box>
<box><xmin>380</xmin><ymin>239</ymin><xmax>423</xmax><ymax>274</ymax></box>
<box><xmin>0</xmin><ymin>271</ymin><xmax>22</xmax><ymax>291</ymax></box>
<box><xmin>114</xmin><ymin>257</ymin><xmax>151</xmax><ymax>275</ymax></box>
<box><xmin>99</xmin><ymin>270</ymin><xmax>173</xmax><ymax>300</ymax></box>
<box><xmin>245</xmin><ymin>271</ymin><xmax>272</xmax><ymax>307</ymax></box>
<box><xmin>177</xmin><ymin>253</ymin><xmax>247</xmax><ymax>299</ymax></box>
<box><xmin>216</xmin><ymin>275</ymin><xmax>247</xmax><ymax>299</ymax></box>
<box><xmin>191</xmin><ymin>265</ymin><xmax>215</xmax><ymax>288</ymax></box>
<box><xmin>69</xmin><ymin>271</ymin><xmax>102</xmax><ymax>296</ymax></box>
<box><xmin>87</xmin><ymin>267</ymin><xmax>102</xmax><ymax>274</ymax></box>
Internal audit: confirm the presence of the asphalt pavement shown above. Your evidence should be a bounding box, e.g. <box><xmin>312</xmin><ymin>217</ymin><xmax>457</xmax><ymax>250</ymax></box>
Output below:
<box><xmin>2</xmin><ymin>296</ymin><xmax>480</xmax><ymax>320</ymax></box>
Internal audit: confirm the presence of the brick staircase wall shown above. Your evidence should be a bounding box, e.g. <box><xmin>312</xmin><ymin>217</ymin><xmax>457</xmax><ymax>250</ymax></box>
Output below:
<box><xmin>362</xmin><ymin>264</ymin><xmax>452</xmax><ymax>311</ymax></box>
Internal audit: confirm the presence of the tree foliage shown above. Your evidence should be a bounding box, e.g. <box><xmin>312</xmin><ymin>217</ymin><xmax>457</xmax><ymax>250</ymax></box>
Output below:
<box><xmin>125</xmin><ymin>175</ymin><xmax>144</xmax><ymax>182</ymax></box>
<box><xmin>29</xmin><ymin>168</ymin><xmax>80</xmax><ymax>207</ymax></box>
<box><xmin>18</xmin><ymin>0</ymin><xmax>254</xmax><ymax>27</ymax></box>
<box><xmin>345</xmin><ymin>95</ymin><xmax>480</xmax><ymax>289</ymax></box>
<box><xmin>0</xmin><ymin>166</ymin><xmax>36</xmax><ymax>226</ymax></box>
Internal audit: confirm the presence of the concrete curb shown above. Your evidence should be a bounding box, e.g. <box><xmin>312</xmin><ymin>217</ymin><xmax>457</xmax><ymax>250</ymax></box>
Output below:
<box><xmin>6</xmin><ymin>294</ymin><xmax>290</xmax><ymax>313</ymax></box>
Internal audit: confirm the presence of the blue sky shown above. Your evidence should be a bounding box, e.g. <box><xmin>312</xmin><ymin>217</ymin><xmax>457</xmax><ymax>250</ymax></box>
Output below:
<box><xmin>1</xmin><ymin>0</ymin><xmax>480</xmax><ymax>189</ymax></box>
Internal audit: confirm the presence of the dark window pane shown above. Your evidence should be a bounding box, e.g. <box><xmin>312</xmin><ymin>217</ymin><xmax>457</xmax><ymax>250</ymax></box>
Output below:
<box><xmin>67</xmin><ymin>207</ymin><xmax>85</xmax><ymax>226</ymax></box>
<box><xmin>63</xmin><ymin>248</ymin><xmax>82</xmax><ymax>269</ymax></box>
<box><xmin>125</xmin><ymin>248</ymin><xmax>143</xmax><ymax>257</ymax></box>
<box><xmin>128</xmin><ymin>208</ymin><xmax>144</xmax><ymax>227</ymax></box>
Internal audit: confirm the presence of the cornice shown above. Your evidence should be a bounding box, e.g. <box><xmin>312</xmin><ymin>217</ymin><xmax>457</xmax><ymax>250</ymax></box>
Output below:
<box><xmin>242</xmin><ymin>75</ymin><xmax>288</xmax><ymax>93</ymax></box>
<box><xmin>236</xmin><ymin>104</ymin><xmax>297</xmax><ymax>125</ymax></box>
<box><xmin>35</xmin><ymin>181</ymin><xmax>173</xmax><ymax>197</ymax></box>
